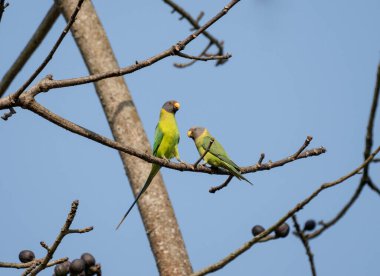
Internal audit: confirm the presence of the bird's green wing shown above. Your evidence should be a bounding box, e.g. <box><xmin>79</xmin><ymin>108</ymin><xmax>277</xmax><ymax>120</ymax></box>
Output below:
<box><xmin>152</xmin><ymin>124</ymin><xmax>164</xmax><ymax>156</ymax></box>
<box><xmin>201</xmin><ymin>136</ymin><xmax>240</xmax><ymax>170</ymax></box>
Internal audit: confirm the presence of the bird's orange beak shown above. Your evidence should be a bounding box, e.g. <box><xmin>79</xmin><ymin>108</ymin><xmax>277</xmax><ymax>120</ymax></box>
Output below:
<box><xmin>187</xmin><ymin>130</ymin><xmax>192</xmax><ymax>137</ymax></box>
<box><xmin>174</xmin><ymin>102</ymin><xmax>180</xmax><ymax>110</ymax></box>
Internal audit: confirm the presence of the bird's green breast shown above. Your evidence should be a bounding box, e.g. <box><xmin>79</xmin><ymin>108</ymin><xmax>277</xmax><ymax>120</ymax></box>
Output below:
<box><xmin>156</xmin><ymin>110</ymin><xmax>179</xmax><ymax>158</ymax></box>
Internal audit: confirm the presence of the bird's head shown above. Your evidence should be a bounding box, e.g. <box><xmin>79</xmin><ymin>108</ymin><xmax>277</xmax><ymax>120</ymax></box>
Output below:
<box><xmin>162</xmin><ymin>100</ymin><xmax>180</xmax><ymax>114</ymax></box>
<box><xmin>187</xmin><ymin>127</ymin><xmax>206</xmax><ymax>140</ymax></box>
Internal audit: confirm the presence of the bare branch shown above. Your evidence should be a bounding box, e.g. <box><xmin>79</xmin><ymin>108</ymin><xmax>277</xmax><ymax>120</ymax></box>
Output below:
<box><xmin>257</xmin><ymin>153</ymin><xmax>265</xmax><ymax>165</ymax></box>
<box><xmin>1</xmin><ymin>106</ymin><xmax>15</xmax><ymax>120</ymax></box>
<box><xmin>175</xmin><ymin>51</ymin><xmax>231</xmax><ymax>62</ymax></box>
<box><xmin>12</xmin><ymin>0</ymin><xmax>85</xmax><ymax>100</ymax></box>
<box><xmin>174</xmin><ymin>42</ymin><xmax>213</xmax><ymax>68</ymax></box>
<box><xmin>2</xmin><ymin>96</ymin><xmax>327</xmax><ymax>176</ymax></box>
<box><xmin>367</xmin><ymin>178</ymin><xmax>380</xmax><ymax>196</ymax></box>
<box><xmin>0</xmin><ymin>0</ymin><xmax>9</xmax><ymax>23</ymax></box>
<box><xmin>291</xmin><ymin>136</ymin><xmax>313</xmax><ymax>159</ymax></box>
<box><xmin>0</xmin><ymin>257</ymin><xmax>67</xmax><ymax>269</ymax></box>
<box><xmin>0</xmin><ymin>0</ymin><xmax>240</xmax><ymax>109</ymax></box>
<box><xmin>28</xmin><ymin>200</ymin><xmax>93</xmax><ymax>275</ymax></box>
<box><xmin>305</xmin><ymin>179</ymin><xmax>366</xmax><ymax>240</ymax></box>
<box><xmin>209</xmin><ymin>175</ymin><xmax>233</xmax><ymax>193</ymax></box>
<box><xmin>163</xmin><ymin>0</ymin><xmax>226</xmax><ymax>67</ymax></box>
<box><xmin>292</xmin><ymin>215</ymin><xmax>317</xmax><ymax>276</ymax></box>
<box><xmin>306</xmin><ymin>62</ymin><xmax>380</xmax><ymax>240</ymax></box>
<box><xmin>0</xmin><ymin>4</ymin><xmax>60</xmax><ymax>97</ymax></box>
<box><xmin>191</xmin><ymin>145</ymin><xmax>380</xmax><ymax>276</ymax></box>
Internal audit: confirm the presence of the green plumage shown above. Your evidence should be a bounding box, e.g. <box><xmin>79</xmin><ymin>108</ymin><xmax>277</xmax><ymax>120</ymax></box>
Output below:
<box><xmin>188</xmin><ymin>127</ymin><xmax>252</xmax><ymax>185</ymax></box>
<box><xmin>116</xmin><ymin>101</ymin><xmax>180</xmax><ymax>229</ymax></box>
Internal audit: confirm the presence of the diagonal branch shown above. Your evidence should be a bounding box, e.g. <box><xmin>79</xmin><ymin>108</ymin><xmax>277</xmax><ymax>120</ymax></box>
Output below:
<box><xmin>12</xmin><ymin>0</ymin><xmax>85</xmax><ymax>100</ymax></box>
<box><xmin>209</xmin><ymin>175</ymin><xmax>233</xmax><ymax>193</ymax></box>
<box><xmin>1</xmin><ymin>0</ymin><xmax>240</xmax><ymax>107</ymax></box>
<box><xmin>5</xmin><ymin>95</ymin><xmax>326</xmax><ymax>176</ymax></box>
<box><xmin>0</xmin><ymin>4</ymin><xmax>60</xmax><ymax>97</ymax></box>
<box><xmin>0</xmin><ymin>0</ymin><xmax>9</xmax><ymax>23</ymax></box>
<box><xmin>191</xmin><ymin>145</ymin><xmax>380</xmax><ymax>276</ymax></box>
<box><xmin>292</xmin><ymin>215</ymin><xmax>317</xmax><ymax>276</ymax></box>
<box><xmin>28</xmin><ymin>200</ymin><xmax>93</xmax><ymax>275</ymax></box>
<box><xmin>163</xmin><ymin>0</ymin><xmax>226</xmax><ymax>67</ymax></box>
<box><xmin>305</xmin><ymin>62</ymin><xmax>380</xmax><ymax>240</ymax></box>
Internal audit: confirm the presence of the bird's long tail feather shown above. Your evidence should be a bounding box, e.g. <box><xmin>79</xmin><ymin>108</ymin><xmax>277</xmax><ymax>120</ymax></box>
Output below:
<box><xmin>225</xmin><ymin>164</ymin><xmax>253</xmax><ymax>185</ymax></box>
<box><xmin>116</xmin><ymin>164</ymin><xmax>161</xmax><ymax>230</ymax></box>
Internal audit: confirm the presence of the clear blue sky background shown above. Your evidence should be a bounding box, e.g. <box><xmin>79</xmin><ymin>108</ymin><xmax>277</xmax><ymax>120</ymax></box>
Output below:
<box><xmin>1</xmin><ymin>1</ymin><xmax>380</xmax><ymax>275</ymax></box>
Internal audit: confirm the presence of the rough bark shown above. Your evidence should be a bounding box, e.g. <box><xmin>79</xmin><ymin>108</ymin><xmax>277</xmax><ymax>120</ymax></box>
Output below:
<box><xmin>54</xmin><ymin>1</ymin><xmax>192</xmax><ymax>275</ymax></box>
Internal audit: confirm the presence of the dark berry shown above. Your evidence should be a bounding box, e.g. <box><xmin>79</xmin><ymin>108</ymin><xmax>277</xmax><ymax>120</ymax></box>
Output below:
<box><xmin>80</xmin><ymin>252</ymin><xmax>96</xmax><ymax>267</ymax></box>
<box><xmin>18</xmin><ymin>250</ymin><xmax>35</xmax><ymax>263</ymax></box>
<box><xmin>69</xmin><ymin>259</ymin><xmax>85</xmax><ymax>274</ymax></box>
<box><xmin>275</xmin><ymin>223</ymin><xmax>290</xmax><ymax>238</ymax></box>
<box><xmin>251</xmin><ymin>225</ymin><xmax>265</xmax><ymax>236</ymax></box>
<box><xmin>303</xmin><ymin>220</ymin><xmax>316</xmax><ymax>231</ymax></box>
<box><xmin>54</xmin><ymin>261</ymin><xmax>70</xmax><ymax>276</ymax></box>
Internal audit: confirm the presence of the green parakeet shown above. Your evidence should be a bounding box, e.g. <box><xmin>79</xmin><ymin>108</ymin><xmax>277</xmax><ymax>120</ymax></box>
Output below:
<box><xmin>187</xmin><ymin>127</ymin><xmax>252</xmax><ymax>185</ymax></box>
<box><xmin>116</xmin><ymin>100</ymin><xmax>181</xmax><ymax>229</ymax></box>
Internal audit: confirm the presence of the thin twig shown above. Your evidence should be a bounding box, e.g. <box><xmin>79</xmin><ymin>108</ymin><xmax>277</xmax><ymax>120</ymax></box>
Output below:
<box><xmin>1</xmin><ymin>106</ymin><xmax>15</xmax><ymax>120</ymax></box>
<box><xmin>191</xmin><ymin>145</ymin><xmax>380</xmax><ymax>276</ymax></box>
<box><xmin>163</xmin><ymin>0</ymin><xmax>226</xmax><ymax>67</ymax></box>
<box><xmin>193</xmin><ymin>138</ymin><xmax>214</xmax><ymax>167</ymax></box>
<box><xmin>0</xmin><ymin>4</ymin><xmax>60</xmax><ymax>97</ymax></box>
<box><xmin>257</xmin><ymin>153</ymin><xmax>265</xmax><ymax>165</ymax></box>
<box><xmin>12</xmin><ymin>0</ymin><xmax>85</xmax><ymax>100</ymax></box>
<box><xmin>0</xmin><ymin>257</ymin><xmax>67</xmax><ymax>269</ymax></box>
<box><xmin>305</xmin><ymin>179</ymin><xmax>366</xmax><ymax>240</ymax></box>
<box><xmin>28</xmin><ymin>200</ymin><xmax>93</xmax><ymax>275</ymax></box>
<box><xmin>175</xmin><ymin>51</ymin><xmax>231</xmax><ymax>62</ymax></box>
<box><xmin>291</xmin><ymin>136</ymin><xmax>313</xmax><ymax>159</ymax></box>
<box><xmin>174</xmin><ymin>42</ymin><xmax>213</xmax><ymax>68</ymax></box>
<box><xmin>367</xmin><ymin>178</ymin><xmax>380</xmax><ymax>196</ymax></box>
<box><xmin>292</xmin><ymin>215</ymin><xmax>317</xmax><ymax>276</ymax></box>
<box><xmin>0</xmin><ymin>0</ymin><xmax>9</xmax><ymax>23</ymax></box>
<box><xmin>209</xmin><ymin>175</ymin><xmax>233</xmax><ymax>193</ymax></box>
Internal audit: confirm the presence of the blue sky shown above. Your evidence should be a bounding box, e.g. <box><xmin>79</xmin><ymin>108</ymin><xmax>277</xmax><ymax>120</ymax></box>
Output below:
<box><xmin>1</xmin><ymin>0</ymin><xmax>380</xmax><ymax>275</ymax></box>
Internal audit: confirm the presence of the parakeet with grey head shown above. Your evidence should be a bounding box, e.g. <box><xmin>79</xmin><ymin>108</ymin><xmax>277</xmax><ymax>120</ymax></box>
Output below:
<box><xmin>116</xmin><ymin>100</ymin><xmax>181</xmax><ymax>229</ymax></box>
<box><xmin>187</xmin><ymin>127</ymin><xmax>252</xmax><ymax>185</ymax></box>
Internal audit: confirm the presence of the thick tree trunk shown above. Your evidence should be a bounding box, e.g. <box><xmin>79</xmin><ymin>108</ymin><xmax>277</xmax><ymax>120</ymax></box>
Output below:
<box><xmin>54</xmin><ymin>1</ymin><xmax>192</xmax><ymax>275</ymax></box>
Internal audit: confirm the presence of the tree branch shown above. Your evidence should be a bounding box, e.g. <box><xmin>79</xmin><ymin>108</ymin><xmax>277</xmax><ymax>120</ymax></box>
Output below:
<box><xmin>12</xmin><ymin>0</ymin><xmax>84</xmax><ymax>100</ymax></box>
<box><xmin>191</xmin><ymin>145</ymin><xmax>380</xmax><ymax>276</ymax></box>
<box><xmin>209</xmin><ymin>175</ymin><xmax>233</xmax><ymax>193</ymax></box>
<box><xmin>28</xmin><ymin>200</ymin><xmax>93</xmax><ymax>275</ymax></box>
<box><xmin>0</xmin><ymin>0</ymin><xmax>240</xmax><ymax>107</ymax></box>
<box><xmin>163</xmin><ymin>0</ymin><xmax>227</xmax><ymax>67</ymax></box>
<box><xmin>305</xmin><ymin>62</ymin><xmax>380</xmax><ymax>240</ymax></box>
<box><xmin>1</xmin><ymin>94</ymin><xmax>327</xmax><ymax>176</ymax></box>
<box><xmin>0</xmin><ymin>0</ymin><xmax>9</xmax><ymax>23</ymax></box>
<box><xmin>0</xmin><ymin>257</ymin><xmax>67</xmax><ymax>269</ymax></box>
<box><xmin>292</xmin><ymin>215</ymin><xmax>317</xmax><ymax>276</ymax></box>
<box><xmin>0</xmin><ymin>4</ymin><xmax>60</xmax><ymax>97</ymax></box>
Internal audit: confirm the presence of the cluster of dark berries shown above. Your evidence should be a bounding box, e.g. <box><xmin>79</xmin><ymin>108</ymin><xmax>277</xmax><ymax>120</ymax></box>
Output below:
<box><xmin>53</xmin><ymin>253</ymin><xmax>100</xmax><ymax>276</ymax></box>
<box><xmin>251</xmin><ymin>223</ymin><xmax>290</xmax><ymax>238</ymax></box>
<box><xmin>18</xmin><ymin>250</ymin><xmax>99</xmax><ymax>276</ymax></box>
